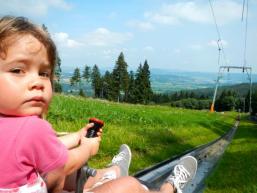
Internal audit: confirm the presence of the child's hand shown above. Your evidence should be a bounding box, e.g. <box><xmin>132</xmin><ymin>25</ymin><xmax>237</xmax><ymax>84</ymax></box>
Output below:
<box><xmin>79</xmin><ymin>123</ymin><xmax>103</xmax><ymax>157</ymax></box>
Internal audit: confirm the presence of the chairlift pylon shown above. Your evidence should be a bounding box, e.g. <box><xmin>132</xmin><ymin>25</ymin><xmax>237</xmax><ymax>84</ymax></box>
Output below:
<box><xmin>210</xmin><ymin>66</ymin><xmax>252</xmax><ymax>113</ymax></box>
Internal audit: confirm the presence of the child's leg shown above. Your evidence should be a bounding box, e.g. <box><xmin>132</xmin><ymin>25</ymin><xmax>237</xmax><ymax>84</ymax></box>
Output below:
<box><xmin>84</xmin><ymin>176</ymin><xmax>175</xmax><ymax>193</ymax></box>
<box><xmin>63</xmin><ymin>176</ymin><xmax>175</xmax><ymax>193</ymax></box>
<box><xmin>83</xmin><ymin>166</ymin><xmax>120</xmax><ymax>190</ymax></box>
<box><xmin>63</xmin><ymin>166</ymin><xmax>120</xmax><ymax>191</ymax></box>
<box><xmin>64</xmin><ymin>144</ymin><xmax>131</xmax><ymax>192</ymax></box>
<box><xmin>85</xmin><ymin>144</ymin><xmax>131</xmax><ymax>190</ymax></box>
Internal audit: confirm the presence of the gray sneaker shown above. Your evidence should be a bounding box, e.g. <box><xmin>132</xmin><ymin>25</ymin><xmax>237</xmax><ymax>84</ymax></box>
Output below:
<box><xmin>109</xmin><ymin>144</ymin><xmax>132</xmax><ymax>176</ymax></box>
<box><xmin>166</xmin><ymin>155</ymin><xmax>198</xmax><ymax>193</ymax></box>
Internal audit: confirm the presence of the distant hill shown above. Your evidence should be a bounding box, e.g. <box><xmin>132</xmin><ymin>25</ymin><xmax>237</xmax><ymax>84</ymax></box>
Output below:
<box><xmin>150</xmin><ymin>69</ymin><xmax>257</xmax><ymax>93</ymax></box>
<box><xmin>60</xmin><ymin>70</ymin><xmax>257</xmax><ymax>95</ymax></box>
<box><xmin>185</xmin><ymin>83</ymin><xmax>257</xmax><ymax>98</ymax></box>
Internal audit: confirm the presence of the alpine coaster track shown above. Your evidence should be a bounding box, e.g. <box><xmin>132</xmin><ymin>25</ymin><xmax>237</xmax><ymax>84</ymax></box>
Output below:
<box><xmin>134</xmin><ymin>119</ymin><xmax>239</xmax><ymax>193</ymax></box>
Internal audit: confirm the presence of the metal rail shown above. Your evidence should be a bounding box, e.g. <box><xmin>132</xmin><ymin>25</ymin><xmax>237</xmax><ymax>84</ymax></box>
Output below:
<box><xmin>134</xmin><ymin>121</ymin><xmax>239</xmax><ymax>192</ymax></box>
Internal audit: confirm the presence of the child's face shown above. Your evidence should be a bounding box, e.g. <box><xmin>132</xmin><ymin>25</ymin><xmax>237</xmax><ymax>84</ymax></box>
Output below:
<box><xmin>0</xmin><ymin>34</ymin><xmax>53</xmax><ymax>117</ymax></box>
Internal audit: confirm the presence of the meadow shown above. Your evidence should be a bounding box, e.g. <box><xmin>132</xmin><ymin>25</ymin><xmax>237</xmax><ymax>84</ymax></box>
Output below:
<box><xmin>47</xmin><ymin>94</ymin><xmax>257</xmax><ymax>192</ymax></box>
<box><xmin>47</xmin><ymin>94</ymin><xmax>236</xmax><ymax>174</ymax></box>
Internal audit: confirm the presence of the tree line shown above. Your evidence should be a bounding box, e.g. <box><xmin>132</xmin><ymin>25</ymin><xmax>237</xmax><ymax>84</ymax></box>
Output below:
<box><xmin>68</xmin><ymin>52</ymin><xmax>153</xmax><ymax>104</ymax></box>
<box><xmin>153</xmin><ymin>88</ymin><xmax>257</xmax><ymax>114</ymax></box>
<box><xmin>52</xmin><ymin>52</ymin><xmax>257</xmax><ymax>115</ymax></box>
<box><xmin>54</xmin><ymin>52</ymin><xmax>257</xmax><ymax>114</ymax></box>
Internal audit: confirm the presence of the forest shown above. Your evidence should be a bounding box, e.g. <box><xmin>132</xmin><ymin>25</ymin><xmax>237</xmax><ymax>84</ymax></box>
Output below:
<box><xmin>53</xmin><ymin>52</ymin><xmax>257</xmax><ymax>115</ymax></box>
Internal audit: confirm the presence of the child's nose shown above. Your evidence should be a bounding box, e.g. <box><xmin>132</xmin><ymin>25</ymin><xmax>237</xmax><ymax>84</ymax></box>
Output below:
<box><xmin>29</xmin><ymin>76</ymin><xmax>44</xmax><ymax>90</ymax></box>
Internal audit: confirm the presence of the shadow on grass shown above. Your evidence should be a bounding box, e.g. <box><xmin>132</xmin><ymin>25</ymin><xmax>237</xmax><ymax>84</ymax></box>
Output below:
<box><xmin>196</xmin><ymin>118</ymin><xmax>235</xmax><ymax>136</ymax></box>
<box><xmin>120</xmin><ymin>115</ymin><xmax>237</xmax><ymax>173</ymax></box>
<box><xmin>131</xmin><ymin>132</ymin><xmax>195</xmax><ymax>172</ymax></box>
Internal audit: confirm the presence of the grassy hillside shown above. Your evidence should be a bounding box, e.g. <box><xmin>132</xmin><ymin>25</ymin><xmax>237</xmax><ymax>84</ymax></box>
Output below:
<box><xmin>47</xmin><ymin>94</ymin><xmax>236</xmax><ymax>174</ymax></box>
<box><xmin>205</xmin><ymin>115</ymin><xmax>257</xmax><ymax>193</ymax></box>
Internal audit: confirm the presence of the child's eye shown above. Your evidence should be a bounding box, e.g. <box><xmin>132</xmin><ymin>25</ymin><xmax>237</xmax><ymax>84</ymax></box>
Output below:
<box><xmin>39</xmin><ymin>71</ymin><xmax>50</xmax><ymax>78</ymax></box>
<box><xmin>10</xmin><ymin>68</ymin><xmax>23</xmax><ymax>74</ymax></box>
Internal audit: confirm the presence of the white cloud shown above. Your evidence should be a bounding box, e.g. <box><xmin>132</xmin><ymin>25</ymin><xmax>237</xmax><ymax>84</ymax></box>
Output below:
<box><xmin>0</xmin><ymin>0</ymin><xmax>71</xmax><ymax>17</ymax></box>
<box><xmin>53</xmin><ymin>28</ymin><xmax>133</xmax><ymax>49</ymax></box>
<box><xmin>127</xmin><ymin>20</ymin><xmax>154</xmax><ymax>31</ymax></box>
<box><xmin>83</xmin><ymin>28</ymin><xmax>133</xmax><ymax>47</ymax></box>
<box><xmin>145</xmin><ymin>0</ymin><xmax>242</xmax><ymax>25</ymax></box>
<box><xmin>53</xmin><ymin>32</ymin><xmax>82</xmax><ymax>48</ymax></box>
<box><xmin>147</xmin><ymin>12</ymin><xmax>179</xmax><ymax>25</ymax></box>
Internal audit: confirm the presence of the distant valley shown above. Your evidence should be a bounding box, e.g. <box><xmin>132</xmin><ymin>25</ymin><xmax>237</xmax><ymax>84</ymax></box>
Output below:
<box><xmin>60</xmin><ymin>69</ymin><xmax>257</xmax><ymax>95</ymax></box>
<box><xmin>150</xmin><ymin>69</ymin><xmax>257</xmax><ymax>93</ymax></box>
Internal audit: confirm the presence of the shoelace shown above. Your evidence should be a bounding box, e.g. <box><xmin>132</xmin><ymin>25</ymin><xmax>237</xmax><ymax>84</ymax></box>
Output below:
<box><xmin>112</xmin><ymin>152</ymin><xmax>126</xmax><ymax>164</ymax></box>
<box><xmin>172</xmin><ymin>164</ymin><xmax>190</xmax><ymax>188</ymax></box>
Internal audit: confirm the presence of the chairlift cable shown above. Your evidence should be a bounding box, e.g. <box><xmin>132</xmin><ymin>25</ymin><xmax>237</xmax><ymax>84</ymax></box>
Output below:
<box><xmin>242</xmin><ymin>0</ymin><xmax>249</xmax><ymax>67</ymax></box>
<box><xmin>241</xmin><ymin>0</ymin><xmax>252</xmax><ymax>112</ymax></box>
<box><xmin>241</xmin><ymin>0</ymin><xmax>246</xmax><ymax>21</ymax></box>
<box><xmin>217</xmin><ymin>39</ymin><xmax>221</xmax><ymax>67</ymax></box>
<box><xmin>208</xmin><ymin>0</ymin><xmax>228</xmax><ymax>66</ymax></box>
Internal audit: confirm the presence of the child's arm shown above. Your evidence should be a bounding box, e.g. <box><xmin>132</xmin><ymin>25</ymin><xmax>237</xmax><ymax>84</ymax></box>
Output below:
<box><xmin>58</xmin><ymin>131</ymin><xmax>80</xmax><ymax>149</ymax></box>
<box><xmin>63</xmin><ymin>130</ymin><xmax>100</xmax><ymax>175</ymax></box>
<box><xmin>58</xmin><ymin>123</ymin><xmax>103</xmax><ymax>150</ymax></box>
<box><xmin>45</xmin><ymin>123</ymin><xmax>101</xmax><ymax>192</ymax></box>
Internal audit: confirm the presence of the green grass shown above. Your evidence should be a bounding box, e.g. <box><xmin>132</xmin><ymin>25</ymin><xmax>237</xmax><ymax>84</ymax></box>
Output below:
<box><xmin>205</xmin><ymin>115</ymin><xmax>257</xmax><ymax>193</ymax></box>
<box><xmin>47</xmin><ymin>94</ymin><xmax>236</xmax><ymax>174</ymax></box>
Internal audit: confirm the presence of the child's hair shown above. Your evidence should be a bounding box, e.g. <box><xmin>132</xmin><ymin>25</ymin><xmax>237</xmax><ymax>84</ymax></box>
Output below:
<box><xmin>0</xmin><ymin>16</ymin><xmax>57</xmax><ymax>82</ymax></box>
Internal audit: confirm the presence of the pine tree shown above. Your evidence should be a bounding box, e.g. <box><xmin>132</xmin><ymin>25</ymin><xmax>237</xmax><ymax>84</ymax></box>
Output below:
<box><xmin>134</xmin><ymin>61</ymin><xmax>153</xmax><ymax>104</ymax></box>
<box><xmin>112</xmin><ymin>52</ymin><xmax>129</xmax><ymax>102</ymax></box>
<box><xmin>134</xmin><ymin>63</ymin><xmax>144</xmax><ymax>103</ymax></box>
<box><xmin>83</xmin><ymin>65</ymin><xmax>91</xmax><ymax>82</ymax></box>
<box><xmin>81</xmin><ymin>65</ymin><xmax>91</xmax><ymax>97</ymax></box>
<box><xmin>70</xmin><ymin>67</ymin><xmax>82</xmax><ymax>94</ymax></box>
<box><xmin>102</xmin><ymin>71</ymin><xmax>114</xmax><ymax>100</ymax></box>
<box><xmin>127</xmin><ymin>71</ymin><xmax>136</xmax><ymax>103</ymax></box>
<box><xmin>141</xmin><ymin>60</ymin><xmax>153</xmax><ymax>104</ymax></box>
<box><xmin>91</xmin><ymin>65</ymin><xmax>102</xmax><ymax>98</ymax></box>
<box><xmin>215</xmin><ymin>89</ymin><xmax>237</xmax><ymax>111</ymax></box>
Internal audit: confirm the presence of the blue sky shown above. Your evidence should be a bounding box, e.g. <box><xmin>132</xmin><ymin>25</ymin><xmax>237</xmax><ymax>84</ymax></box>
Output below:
<box><xmin>1</xmin><ymin>0</ymin><xmax>257</xmax><ymax>73</ymax></box>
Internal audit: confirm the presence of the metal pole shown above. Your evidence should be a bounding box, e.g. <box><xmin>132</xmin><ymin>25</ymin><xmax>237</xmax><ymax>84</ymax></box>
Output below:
<box><xmin>249</xmin><ymin>68</ymin><xmax>252</xmax><ymax>113</ymax></box>
<box><xmin>211</xmin><ymin>67</ymin><xmax>222</xmax><ymax>112</ymax></box>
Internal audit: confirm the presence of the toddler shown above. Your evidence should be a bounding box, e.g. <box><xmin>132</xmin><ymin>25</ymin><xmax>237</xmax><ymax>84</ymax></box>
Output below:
<box><xmin>0</xmin><ymin>16</ymin><xmax>103</xmax><ymax>193</ymax></box>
